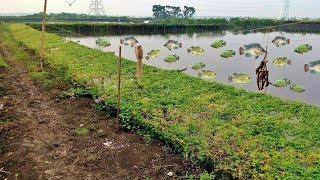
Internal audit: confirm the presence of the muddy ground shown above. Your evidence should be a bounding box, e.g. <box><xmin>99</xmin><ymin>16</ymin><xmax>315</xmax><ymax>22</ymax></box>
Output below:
<box><xmin>0</xmin><ymin>47</ymin><xmax>199</xmax><ymax>179</ymax></box>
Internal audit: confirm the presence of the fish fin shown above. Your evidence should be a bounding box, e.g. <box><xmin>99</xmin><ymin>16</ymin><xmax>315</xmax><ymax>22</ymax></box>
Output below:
<box><xmin>187</xmin><ymin>48</ymin><xmax>191</xmax><ymax>53</ymax></box>
<box><xmin>287</xmin><ymin>60</ymin><xmax>292</xmax><ymax>65</ymax></box>
<box><xmin>245</xmin><ymin>43</ymin><xmax>261</xmax><ymax>49</ymax></box>
<box><xmin>286</xmin><ymin>39</ymin><xmax>290</xmax><ymax>44</ymax></box>
<box><xmin>239</xmin><ymin>47</ymin><xmax>244</xmax><ymax>55</ymax></box>
<box><xmin>304</xmin><ymin>64</ymin><xmax>309</xmax><ymax>72</ymax></box>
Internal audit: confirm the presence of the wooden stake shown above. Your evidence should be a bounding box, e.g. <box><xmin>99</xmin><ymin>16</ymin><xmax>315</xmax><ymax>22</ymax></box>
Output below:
<box><xmin>135</xmin><ymin>46</ymin><xmax>143</xmax><ymax>85</ymax></box>
<box><xmin>117</xmin><ymin>46</ymin><xmax>122</xmax><ymax>130</ymax></box>
<box><xmin>40</xmin><ymin>0</ymin><xmax>48</xmax><ymax>69</ymax></box>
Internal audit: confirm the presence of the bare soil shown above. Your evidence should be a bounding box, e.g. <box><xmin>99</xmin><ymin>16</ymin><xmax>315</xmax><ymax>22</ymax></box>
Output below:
<box><xmin>0</xmin><ymin>47</ymin><xmax>198</xmax><ymax>179</ymax></box>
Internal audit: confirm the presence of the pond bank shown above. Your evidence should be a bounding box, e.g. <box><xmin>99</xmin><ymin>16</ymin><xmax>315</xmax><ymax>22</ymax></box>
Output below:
<box><xmin>5</xmin><ymin>23</ymin><xmax>320</xmax><ymax>179</ymax></box>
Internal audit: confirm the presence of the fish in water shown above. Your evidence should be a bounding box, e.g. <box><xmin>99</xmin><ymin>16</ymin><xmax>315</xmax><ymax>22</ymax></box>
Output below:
<box><xmin>228</xmin><ymin>73</ymin><xmax>251</xmax><ymax>84</ymax></box>
<box><xmin>272</xmin><ymin>57</ymin><xmax>291</xmax><ymax>67</ymax></box>
<box><xmin>192</xmin><ymin>63</ymin><xmax>205</xmax><ymax>70</ymax></box>
<box><xmin>272</xmin><ymin>36</ymin><xmax>290</xmax><ymax>47</ymax></box>
<box><xmin>305</xmin><ymin>60</ymin><xmax>320</xmax><ymax>74</ymax></box>
<box><xmin>187</xmin><ymin>46</ymin><xmax>205</xmax><ymax>55</ymax></box>
<box><xmin>164</xmin><ymin>55</ymin><xmax>179</xmax><ymax>63</ymax></box>
<box><xmin>120</xmin><ymin>36</ymin><xmax>138</xmax><ymax>47</ymax></box>
<box><xmin>211</xmin><ymin>40</ymin><xmax>226</xmax><ymax>49</ymax></box>
<box><xmin>96</xmin><ymin>38</ymin><xmax>111</xmax><ymax>47</ymax></box>
<box><xmin>272</xmin><ymin>78</ymin><xmax>291</xmax><ymax>88</ymax></box>
<box><xmin>198</xmin><ymin>70</ymin><xmax>216</xmax><ymax>79</ymax></box>
<box><xmin>294</xmin><ymin>44</ymin><xmax>312</xmax><ymax>54</ymax></box>
<box><xmin>164</xmin><ymin>40</ymin><xmax>182</xmax><ymax>51</ymax></box>
<box><xmin>290</xmin><ymin>84</ymin><xmax>305</xmax><ymax>93</ymax></box>
<box><xmin>220</xmin><ymin>50</ymin><xmax>236</xmax><ymax>59</ymax></box>
<box><xmin>145</xmin><ymin>50</ymin><xmax>160</xmax><ymax>60</ymax></box>
<box><xmin>239</xmin><ymin>43</ymin><xmax>266</xmax><ymax>60</ymax></box>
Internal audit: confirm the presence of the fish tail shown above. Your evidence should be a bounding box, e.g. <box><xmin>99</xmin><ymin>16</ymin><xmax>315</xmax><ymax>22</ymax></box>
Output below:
<box><xmin>287</xmin><ymin>60</ymin><xmax>292</xmax><ymax>65</ymax></box>
<box><xmin>233</xmin><ymin>51</ymin><xmax>236</xmax><ymax>56</ymax></box>
<box><xmin>228</xmin><ymin>76</ymin><xmax>233</xmax><ymax>82</ymax></box>
<box><xmin>309</xmin><ymin>45</ymin><xmax>313</xmax><ymax>51</ymax></box>
<box><xmin>304</xmin><ymin>64</ymin><xmax>310</xmax><ymax>72</ymax></box>
<box><xmin>177</xmin><ymin>56</ymin><xmax>180</xmax><ymax>60</ymax></box>
<box><xmin>187</xmin><ymin>48</ymin><xmax>191</xmax><ymax>53</ymax></box>
<box><xmin>239</xmin><ymin>47</ymin><xmax>244</xmax><ymax>55</ymax></box>
<box><xmin>223</xmin><ymin>41</ymin><xmax>226</xmax><ymax>46</ymax></box>
<box><xmin>286</xmin><ymin>39</ymin><xmax>290</xmax><ymax>44</ymax></box>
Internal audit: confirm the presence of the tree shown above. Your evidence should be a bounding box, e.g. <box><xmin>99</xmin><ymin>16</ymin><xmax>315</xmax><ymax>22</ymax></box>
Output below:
<box><xmin>183</xmin><ymin>6</ymin><xmax>196</xmax><ymax>18</ymax></box>
<box><xmin>152</xmin><ymin>5</ymin><xmax>195</xmax><ymax>19</ymax></box>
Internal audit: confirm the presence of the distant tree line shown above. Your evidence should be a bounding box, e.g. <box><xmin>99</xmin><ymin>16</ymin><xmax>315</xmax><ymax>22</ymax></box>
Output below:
<box><xmin>152</xmin><ymin>5</ymin><xmax>196</xmax><ymax>19</ymax></box>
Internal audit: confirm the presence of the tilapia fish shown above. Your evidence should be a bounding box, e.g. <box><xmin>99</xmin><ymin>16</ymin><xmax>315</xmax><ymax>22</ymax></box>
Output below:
<box><xmin>272</xmin><ymin>36</ymin><xmax>290</xmax><ymax>47</ymax></box>
<box><xmin>239</xmin><ymin>43</ymin><xmax>266</xmax><ymax>60</ymax></box>
<box><xmin>294</xmin><ymin>44</ymin><xmax>312</xmax><ymax>54</ymax></box>
<box><xmin>305</xmin><ymin>60</ymin><xmax>320</xmax><ymax>74</ymax></box>
<box><xmin>120</xmin><ymin>36</ymin><xmax>138</xmax><ymax>47</ymax></box>
<box><xmin>145</xmin><ymin>50</ymin><xmax>160</xmax><ymax>60</ymax></box>
<box><xmin>187</xmin><ymin>46</ymin><xmax>205</xmax><ymax>55</ymax></box>
<box><xmin>164</xmin><ymin>40</ymin><xmax>182</xmax><ymax>51</ymax></box>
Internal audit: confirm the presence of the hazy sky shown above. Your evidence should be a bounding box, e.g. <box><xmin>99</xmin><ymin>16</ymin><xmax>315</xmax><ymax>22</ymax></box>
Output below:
<box><xmin>1</xmin><ymin>0</ymin><xmax>320</xmax><ymax>18</ymax></box>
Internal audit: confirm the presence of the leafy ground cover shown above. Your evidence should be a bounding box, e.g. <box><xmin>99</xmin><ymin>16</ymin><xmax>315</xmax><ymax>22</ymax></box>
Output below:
<box><xmin>4</xmin><ymin>23</ymin><xmax>320</xmax><ymax>179</ymax></box>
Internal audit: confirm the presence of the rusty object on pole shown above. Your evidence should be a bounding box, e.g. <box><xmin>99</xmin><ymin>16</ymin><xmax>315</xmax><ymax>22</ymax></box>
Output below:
<box><xmin>117</xmin><ymin>46</ymin><xmax>122</xmax><ymax>130</ymax></box>
<box><xmin>40</xmin><ymin>0</ymin><xmax>48</xmax><ymax>69</ymax></box>
<box><xmin>134</xmin><ymin>46</ymin><xmax>143</xmax><ymax>84</ymax></box>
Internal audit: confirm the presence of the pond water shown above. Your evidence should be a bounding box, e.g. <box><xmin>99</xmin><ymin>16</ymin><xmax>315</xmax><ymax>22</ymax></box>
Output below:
<box><xmin>69</xmin><ymin>31</ymin><xmax>320</xmax><ymax>106</ymax></box>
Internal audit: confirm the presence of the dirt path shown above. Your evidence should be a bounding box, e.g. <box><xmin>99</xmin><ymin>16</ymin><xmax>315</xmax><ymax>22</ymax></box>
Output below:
<box><xmin>0</xmin><ymin>48</ymin><xmax>197</xmax><ymax>179</ymax></box>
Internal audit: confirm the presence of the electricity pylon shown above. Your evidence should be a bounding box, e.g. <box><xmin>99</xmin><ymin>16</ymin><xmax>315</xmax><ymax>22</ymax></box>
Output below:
<box><xmin>89</xmin><ymin>0</ymin><xmax>106</xmax><ymax>16</ymax></box>
<box><xmin>282</xmin><ymin>0</ymin><xmax>291</xmax><ymax>19</ymax></box>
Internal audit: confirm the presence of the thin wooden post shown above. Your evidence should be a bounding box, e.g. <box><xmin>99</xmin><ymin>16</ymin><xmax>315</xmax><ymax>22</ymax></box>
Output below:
<box><xmin>135</xmin><ymin>46</ymin><xmax>143</xmax><ymax>85</ymax></box>
<box><xmin>40</xmin><ymin>0</ymin><xmax>48</xmax><ymax>69</ymax></box>
<box><xmin>117</xmin><ymin>46</ymin><xmax>122</xmax><ymax>130</ymax></box>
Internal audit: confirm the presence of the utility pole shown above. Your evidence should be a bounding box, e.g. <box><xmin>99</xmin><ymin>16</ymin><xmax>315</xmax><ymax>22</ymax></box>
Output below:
<box><xmin>40</xmin><ymin>0</ymin><xmax>48</xmax><ymax>69</ymax></box>
<box><xmin>89</xmin><ymin>0</ymin><xmax>106</xmax><ymax>16</ymax></box>
<box><xmin>282</xmin><ymin>0</ymin><xmax>291</xmax><ymax>19</ymax></box>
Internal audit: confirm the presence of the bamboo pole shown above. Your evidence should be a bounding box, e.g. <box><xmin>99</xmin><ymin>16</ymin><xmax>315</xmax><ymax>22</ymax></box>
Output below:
<box><xmin>135</xmin><ymin>46</ymin><xmax>143</xmax><ymax>85</ymax></box>
<box><xmin>117</xmin><ymin>46</ymin><xmax>122</xmax><ymax>130</ymax></box>
<box><xmin>40</xmin><ymin>0</ymin><xmax>48</xmax><ymax>69</ymax></box>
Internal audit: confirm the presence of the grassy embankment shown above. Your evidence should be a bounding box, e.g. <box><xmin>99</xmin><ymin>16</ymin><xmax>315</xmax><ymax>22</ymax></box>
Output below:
<box><xmin>2</xmin><ymin>23</ymin><xmax>320</xmax><ymax>179</ymax></box>
<box><xmin>27</xmin><ymin>18</ymin><xmax>320</xmax><ymax>36</ymax></box>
